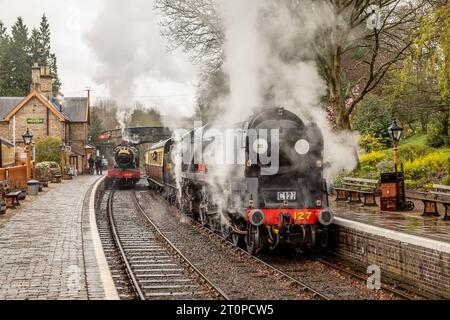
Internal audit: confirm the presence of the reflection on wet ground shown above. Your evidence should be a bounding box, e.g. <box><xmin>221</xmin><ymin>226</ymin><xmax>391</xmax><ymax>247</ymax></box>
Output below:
<box><xmin>331</xmin><ymin>198</ymin><xmax>450</xmax><ymax>243</ymax></box>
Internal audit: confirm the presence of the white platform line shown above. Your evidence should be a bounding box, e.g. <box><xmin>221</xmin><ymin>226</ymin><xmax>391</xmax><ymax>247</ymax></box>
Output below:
<box><xmin>334</xmin><ymin>217</ymin><xmax>450</xmax><ymax>254</ymax></box>
<box><xmin>89</xmin><ymin>177</ymin><xmax>120</xmax><ymax>300</ymax></box>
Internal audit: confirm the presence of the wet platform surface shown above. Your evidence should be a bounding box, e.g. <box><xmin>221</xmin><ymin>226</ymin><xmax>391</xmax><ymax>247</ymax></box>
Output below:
<box><xmin>331</xmin><ymin>198</ymin><xmax>450</xmax><ymax>243</ymax></box>
<box><xmin>0</xmin><ymin>175</ymin><xmax>105</xmax><ymax>300</ymax></box>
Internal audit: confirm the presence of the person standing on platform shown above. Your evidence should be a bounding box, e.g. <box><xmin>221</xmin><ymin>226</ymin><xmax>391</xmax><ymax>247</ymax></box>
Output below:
<box><xmin>88</xmin><ymin>156</ymin><xmax>95</xmax><ymax>175</ymax></box>
<box><xmin>95</xmin><ymin>157</ymin><xmax>103</xmax><ymax>175</ymax></box>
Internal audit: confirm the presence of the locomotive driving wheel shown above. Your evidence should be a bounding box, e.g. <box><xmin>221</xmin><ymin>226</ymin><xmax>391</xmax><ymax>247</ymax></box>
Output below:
<box><xmin>245</xmin><ymin>225</ymin><xmax>262</xmax><ymax>255</ymax></box>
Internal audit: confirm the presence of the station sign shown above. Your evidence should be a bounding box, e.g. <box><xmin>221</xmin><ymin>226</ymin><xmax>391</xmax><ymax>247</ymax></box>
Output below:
<box><xmin>27</xmin><ymin>118</ymin><xmax>44</xmax><ymax>125</ymax></box>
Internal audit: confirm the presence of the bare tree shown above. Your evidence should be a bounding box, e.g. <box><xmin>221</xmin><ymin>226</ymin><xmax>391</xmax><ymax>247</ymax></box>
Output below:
<box><xmin>306</xmin><ymin>0</ymin><xmax>431</xmax><ymax>129</ymax></box>
<box><xmin>155</xmin><ymin>0</ymin><xmax>432</xmax><ymax>129</ymax></box>
<box><xmin>155</xmin><ymin>0</ymin><xmax>224</xmax><ymax>73</ymax></box>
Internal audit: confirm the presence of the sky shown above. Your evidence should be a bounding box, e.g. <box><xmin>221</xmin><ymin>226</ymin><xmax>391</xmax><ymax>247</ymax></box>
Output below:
<box><xmin>0</xmin><ymin>0</ymin><xmax>199</xmax><ymax>117</ymax></box>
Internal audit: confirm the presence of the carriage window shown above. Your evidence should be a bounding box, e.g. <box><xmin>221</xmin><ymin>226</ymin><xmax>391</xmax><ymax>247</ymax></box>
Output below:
<box><xmin>152</xmin><ymin>152</ymin><xmax>158</xmax><ymax>161</ymax></box>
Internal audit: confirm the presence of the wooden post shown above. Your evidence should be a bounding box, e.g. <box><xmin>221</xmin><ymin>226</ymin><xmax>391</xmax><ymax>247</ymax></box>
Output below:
<box><xmin>26</xmin><ymin>145</ymin><xmax>31</xmax><ymax>180</ymax></box>
<box><xmin>61</xmin><ymin>151</ymin><xmax>65</xmax><ymax>175</ymax></box>
<box><xmin>393</xmin><ymin>143</ymin><xmax>399</xmax><ymax>169</ymax></box>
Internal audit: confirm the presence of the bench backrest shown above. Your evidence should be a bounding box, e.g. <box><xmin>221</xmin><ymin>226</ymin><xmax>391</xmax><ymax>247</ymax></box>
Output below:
<box><xmin>431</xmin><ymin>184</ymin><xmax>450</xmax><ymax>199</ymax></box>
<box><xmin>340</xmin><ymin>177</ymin><xmax>379</xmax><ymax>190</ymax></box>
<box><xmin>343</xmin><ymin>177</ymin><xmax>379</xmax><ymax>184</ymax></box>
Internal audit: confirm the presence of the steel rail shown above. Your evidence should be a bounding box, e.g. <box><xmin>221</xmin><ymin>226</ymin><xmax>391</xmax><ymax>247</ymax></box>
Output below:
<box><xmin>107</xmin><ymin>191</ymin><xmax>146</xmax><ymax>300</ymax></box>
<box><xmin>131</xmin><ymin>191</ymin><xmax>229</xmax><ymax>300</ymax></box>
<box><xmin>150</xmin><ymin>192</ymin><xmax>331</xmax><ymax>300</ymax></box>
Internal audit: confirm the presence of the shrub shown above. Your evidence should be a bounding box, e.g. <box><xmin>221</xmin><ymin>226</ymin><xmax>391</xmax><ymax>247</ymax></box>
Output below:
<box><xmin>426</xmin><ymin>125</ymin><xmax>447</xmax><ymax>148</ymax></box>
<box><xmin>403</xmin><ymin>152</ymin><xmax>450</xmax><ymax>180</ymax></box>
<box><xmin>360</xmin><ymin>151</ymin><xmax>385</xmax><ymax>166</ymax></box>
<box><xmin>442</xmin><ymin>176</ymin><xmax>450</xmax><ymax>186</ymax></box>
<box><xmin>359</xmin><ymin>133</ymin><xmax>385</xmax><ymax>153</ymax></box>
<box><xmin>35</xmin><ymin>137</ymin><xmax>63</xmax><ymax>164</ymax></box>
<box><xmin>351</xmin><ymin>94</ymin><xmax>393</xmax><ymax>138</ymax></box>
<box><xmin>398</xmin><ymin>144</ymin><xmax>434</xmax><ymax>162</ymax></box>
<box><xmin>376</xmin><ymin>160</ymin><xmax>394</xmax><ymax>173</ymax></box>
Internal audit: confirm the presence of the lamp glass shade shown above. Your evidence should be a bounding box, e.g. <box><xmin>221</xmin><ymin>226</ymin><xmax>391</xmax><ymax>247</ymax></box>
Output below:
<box><xmin>22</xmin><ymin>128</ymin><xmax>33</xmax><ymax>145</ymax></box>
<box><xmin>388</xmin><ymin>121</ymin><xmax>403</xmax><ymax>142</ymax></box>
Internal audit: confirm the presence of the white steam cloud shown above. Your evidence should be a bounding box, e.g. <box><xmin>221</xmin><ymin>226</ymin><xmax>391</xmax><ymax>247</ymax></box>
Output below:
<box><xmin>84</xmin><ymin>0</ymin><xmax>198</xmax><ymax>134</ymax></box>
<box><xmin>212</xmin><ymin>0</ymin><xmax>357</xmax><ymax>178</ymax></box>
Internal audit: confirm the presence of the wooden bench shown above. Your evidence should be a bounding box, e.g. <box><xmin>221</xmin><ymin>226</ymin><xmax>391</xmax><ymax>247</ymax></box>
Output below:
<box><xmin>408</xmin><ymin>184</ymin><xmax>450</xmax><ymax>220</ymax></box>
<box><xmin>0</xmin><ymin>180</ymin><xmax>22</xmax><ymax>210</ymax></box>
<box><xmin>335</xmin><ymin>177</ymin><xmax>381</xmax><ymax>206</ymax></box>
<box><xmin>51</xmin><ymin>174</ymin><xmax>62</xmax><ymax>184</ymax></box>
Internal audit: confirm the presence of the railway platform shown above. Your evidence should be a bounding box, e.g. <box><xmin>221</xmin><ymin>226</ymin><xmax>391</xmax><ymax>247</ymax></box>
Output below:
<box><xmin>0</xmin><ymin>175</ymin><xmax>117</xmax><ymax>300</ymax></box>
<box><xmin>329</xmin><ymin>199</ymin><xmax>450</xmax><ymax>299</ymax></box>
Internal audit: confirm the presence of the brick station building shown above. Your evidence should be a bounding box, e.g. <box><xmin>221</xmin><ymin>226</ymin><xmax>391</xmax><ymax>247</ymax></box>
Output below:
<box><xmin>0</xmin><ymin>64</ymin><xmax>92</xmax><ymax>174</ymax></box>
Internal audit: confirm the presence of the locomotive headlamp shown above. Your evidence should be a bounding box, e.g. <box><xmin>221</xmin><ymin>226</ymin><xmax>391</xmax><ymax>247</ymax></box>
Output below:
<box><xmin>318</xmin><ymin>209</ymin><xmax>334</xmax><ymax>226</ymax></box>
<box><xmin>249</xmin><ymin>210</ymin><xmax>265</xmax><ymax>226</ymax></box>
<box><xmin>295</xmin><ymin>139</ymin><xmax>310</xmax><ymax>155</ymax></box>
<box><xmin>316</xmin><ymin>160</ymin><xmax>323</xmax><ymax>168</ymax></box>
<box><xmin>253</xmin><ymin>138</ymin><xmax>268</xmax><ymax>155</ymax></box>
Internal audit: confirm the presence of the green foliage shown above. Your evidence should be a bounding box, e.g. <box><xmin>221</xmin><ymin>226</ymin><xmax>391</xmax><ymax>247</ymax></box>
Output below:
<box><xmin>351</xmin><ymin>94</ymin><xmax>392</xmax><ymax>140</ymax></box>
<box><xmin>360</xmin><ymin>151</ymin><xmax>385</xmax><ymax>167</ymax></box>
<box><xmin>398</xmin><ymin>144</ymin><xmax>434</xmax><ymax>162</ymax></box>
<box><xmin>35</xmin><ymin>137</ymin><xmax>62</xmax><ymax>164</ymax></box>
<box><xmin>427</xmin><ymin>125</ymin><xmax>447</xmax><ymax>148</ymax></box>
<box><xmin>410</xmin><ymin>5</ymin><xmax>450</xmax><ymax>99</ymax></box>
<box><xmin>129</xmin><ymin>108</ymin><xmax>162</xmax><ymax>127</ymax></box>
<box><xmin>88</xmin><ymin>110</ymin><xmax>105</xmax><ymax>148</ymax></box>
<box><xmin>0</xmin><ymin>15</ymin><xmax>61</xmax><ymax>97</ymax></box>
<box><xmin>359</xmin><ymin>133</ymin><xmax>385</xmax><ymax>153</ymax></box>
<box><xmin>403</xmin><ymin>152</ymin><xmax>450</xmax><ymax>180</ymax></box>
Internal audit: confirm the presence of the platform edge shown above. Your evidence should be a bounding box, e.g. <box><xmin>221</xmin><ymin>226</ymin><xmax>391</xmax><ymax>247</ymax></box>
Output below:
<box><xmin>89</xmin><ymin>177</ymin><xmax>120</xmax><ymax>300</ymax></box>
<box><xmin>334</xmin><ymin>217</ymin><xmax>450</xmax><ymax>254</ymax></box>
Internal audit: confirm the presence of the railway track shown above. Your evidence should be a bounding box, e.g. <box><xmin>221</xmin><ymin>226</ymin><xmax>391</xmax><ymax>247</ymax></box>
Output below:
<box><xmin>105</xmin><ymin>190</ymin><xmax>227</xmax><ymax>300</ymax></box>
<box><xmin>143</xmin><ymin>188</ymin><xmax>425</xmax><ymax>300</ymax></box>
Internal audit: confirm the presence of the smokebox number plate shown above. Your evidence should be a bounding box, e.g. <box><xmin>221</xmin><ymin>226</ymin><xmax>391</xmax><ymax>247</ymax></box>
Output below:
<box><xmin>277</xmin><ymin>192</ymin><xmax>297</xmax><ymax>201</ymax></box>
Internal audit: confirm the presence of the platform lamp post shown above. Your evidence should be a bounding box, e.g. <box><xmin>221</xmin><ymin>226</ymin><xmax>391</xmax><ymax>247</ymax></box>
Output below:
<box><xmin>22</xmin><ymin>128</ymin><xmax>33</xmax><ymax>180</ymax></box>
<box><xmin>60</xmin><ymin>142</ymin><xmax>66</xmax><ymax>176</ymax></box>
<box><xmin>387</xmin><ymin>121</ymin><xmax>404</xmax><ymax>171</ymax></box>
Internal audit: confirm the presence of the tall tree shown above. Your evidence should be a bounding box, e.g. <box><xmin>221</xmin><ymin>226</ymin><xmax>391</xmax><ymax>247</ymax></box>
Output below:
<box><xmin>156</xmin><ymin>0</ymin><xmax>430</xmax><ymax>130</ymax></box>
<box><xmin>8</xmin><ymin>17</ymin><xmax>31</xmax><ymax>96</ymax></box>
<box><xmin>30</xmin><ymin>15</ymin><xmax>61</xmax><ymax>93</ymax></box>
<box><xmin>0</xmin><ymin>21</ymin><xmax>9</xmax><ymax>96</ymax></box>
<box><xmin>88</xmin><ymin>109</ymin><xmax>105</xmax><ymax>148</ymax></box>
<box><xmin>404</xmin><ymin>2</ymin><xmax>450</xmax><ymax>144</ymax></box>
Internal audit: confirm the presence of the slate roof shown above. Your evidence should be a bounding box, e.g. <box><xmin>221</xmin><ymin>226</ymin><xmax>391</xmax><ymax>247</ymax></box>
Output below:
<box><xmin>0</xmin><ymin>97</ymin><xmax>24</xmax><ymax>120</ymax></box>
<box><xmin>50</xmin><ymin>97</ymin><xmax>88</xmax><ymax>122</ymax></box>
<box><xmin>0</xmin><ymin>95</ymin><xmax>88</xmax><ymax>123</ymax></box>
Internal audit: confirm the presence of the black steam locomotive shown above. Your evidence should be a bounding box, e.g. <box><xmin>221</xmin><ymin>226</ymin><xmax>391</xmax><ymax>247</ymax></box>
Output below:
<box><xmin>145</xmin><ymin>107</ymin><xmax>333</xmax><ymax>254</ymax></box>
<box><xmin>106</xmin><ymin>145</ymin><xmax>141</xmax><ymax>189</ymax></box>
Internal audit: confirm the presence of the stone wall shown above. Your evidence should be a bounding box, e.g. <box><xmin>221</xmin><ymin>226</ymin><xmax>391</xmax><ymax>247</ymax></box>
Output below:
<box><xmin>328</xmin><ymin>221</ymin><xmax>450</xmax><ymax>298</ymax></box>
<box><xmin>69</xmin><ymin>123</ymin><xmax>86</xmax><ymax>145</ymax></box>
<box><xmin>1</xmin><ymin>97</ymin><xmax>64</xmax><ymax>143</ymax></box>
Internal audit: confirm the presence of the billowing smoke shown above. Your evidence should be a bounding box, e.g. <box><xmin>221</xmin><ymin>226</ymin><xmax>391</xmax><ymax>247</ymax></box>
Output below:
<box><xmin>84</xmin><ymin>0</ymin><xmax>198</xmax><ymax>139</ymax></box>
<box><xmin>208</xmin><ymin>0</ymin><xmax>357</xmax><ymax>179</ymax></box>
<box><xmin>219</xmin><ymin>0</ymin><xmax>262</xmax><ymax>124</ymax></box>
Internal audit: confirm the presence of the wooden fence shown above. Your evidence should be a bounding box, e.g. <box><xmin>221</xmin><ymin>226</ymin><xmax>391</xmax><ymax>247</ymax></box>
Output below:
<box><xmin>0</xmin><ymin>163</ymin><xmax>37</xmax><ymax>190</ymax></box>
<box><xmin>1</xmin><ymin>165</ymin><xmax>28</xmax><ymax>190</ymax></box>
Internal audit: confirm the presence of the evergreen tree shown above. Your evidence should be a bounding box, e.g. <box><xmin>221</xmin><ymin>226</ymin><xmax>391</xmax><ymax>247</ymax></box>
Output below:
<box><xmin>6</xmin><ymin>17</ymin><xmax>31</xmax><ymax>96</ymax></box>
<box><xmin>0</xmin><ymin>21</ymin><xmax>9</xmax><ymax>96</ymax></box>
<box><xmin>29</xmin><ymin>28</ymin><xmax>45</xmax><ymax>65</ymax></box>
<box><xmin>50</xmin><ymin>53</ymin><xmax>61</xmax><ymax>93</ymax></box>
